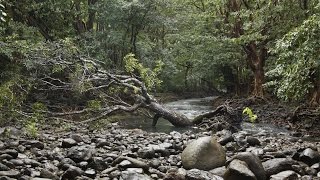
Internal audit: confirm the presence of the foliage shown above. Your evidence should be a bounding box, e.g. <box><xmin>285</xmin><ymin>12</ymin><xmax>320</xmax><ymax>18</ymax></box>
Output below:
<box><xmin>0</xmin><ymin>2</ymin><xmax>6</xmax><ymax>23</ymax></box>
<box><xmin>124</xmin><ymin>53</ymin><xmax>163</xmax><ymax>90</ymax></box>
<box><xmin>87</xmin><ymin>100</ymin><xmax>102</xmax><ymax>110</ymax></box>
<box><xmin>25</xmin><ymin>102</ymin><xmax>46</xmax><ymax>138</ymax></box>
<box><xmin>267</xmin><ymin>13</ymin><xmax>320</xmax><ymax>102</ymax></box>
<box><xmin>242</xmin><ymin>107</ymin><xmax>257</xmax><ymax>123</ymax></box>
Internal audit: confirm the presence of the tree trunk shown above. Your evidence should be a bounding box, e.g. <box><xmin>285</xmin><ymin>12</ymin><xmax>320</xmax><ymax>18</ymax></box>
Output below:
<box><xmin>86</xmin><ymin>0</ymin><xmax>97</xmax><ymax>31</ymax></box>
<box><xmin>74</xmin><ymin>1</ymin><xmax>86</xmax><ymax>34</ymax></box>
<box><xmin>243</xmin><ymin>43</ymin><xmax>267</xmax><ymax>97</ymax></box>
<box><xmin>252</xmin><ymin>65</ymin><xmax>264</xmax><ymax>97</ymax></box>
<box><xmin>309</xmin><ymin>74</ymin><xmax>320</xmax><ymax>105</ymax></box>
<box><xmin>146</xmin><ymin>101</ymin><xmax>192</xmax><ymax>127</ymax></box>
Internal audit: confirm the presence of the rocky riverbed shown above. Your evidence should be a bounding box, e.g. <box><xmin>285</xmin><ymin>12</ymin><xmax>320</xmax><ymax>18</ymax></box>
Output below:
<box><xmin>0</xmin><ymin>122</ymin><xmax>319</xmax><ymax>180</ymax></box>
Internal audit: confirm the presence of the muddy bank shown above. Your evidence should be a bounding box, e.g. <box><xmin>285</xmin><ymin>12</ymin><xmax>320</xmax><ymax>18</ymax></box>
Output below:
<box><xmin>212</xmin><ymin>97</ymin><xmax>320</xmax><ymax>137</ymax></box>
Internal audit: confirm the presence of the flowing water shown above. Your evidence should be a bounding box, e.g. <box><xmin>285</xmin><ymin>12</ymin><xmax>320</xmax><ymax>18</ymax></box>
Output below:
<box><xmin>120</xmin><ymin>97</ymin><xmax>290</xmax><ymax>135</ymax></box>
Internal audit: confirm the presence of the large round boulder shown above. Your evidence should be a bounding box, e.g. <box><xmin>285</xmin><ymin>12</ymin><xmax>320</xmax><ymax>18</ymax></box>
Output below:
<box><xmin>181</xmin><ymin>136</ymin><xmax>226</xmax><ymax>170</ymax></box>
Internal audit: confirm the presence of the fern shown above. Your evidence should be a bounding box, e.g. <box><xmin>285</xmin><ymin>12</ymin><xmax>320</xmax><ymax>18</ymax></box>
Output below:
<box><xmin>242</xmin><ymin>107</ymin><xmax>257</xmax><ymax>123</ymax></box>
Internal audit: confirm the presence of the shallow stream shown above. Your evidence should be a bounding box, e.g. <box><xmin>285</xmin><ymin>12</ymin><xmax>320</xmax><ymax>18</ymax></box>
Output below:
<box><xmin>119</xmin><ymin>97</ymin><xmax>291</xmax><ymax>136</ymax></box>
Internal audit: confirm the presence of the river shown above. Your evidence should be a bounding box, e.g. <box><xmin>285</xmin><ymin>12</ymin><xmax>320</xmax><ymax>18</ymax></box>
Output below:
<box><xmin>119</xmin><ymin>97</ymin><xmax>291</xmax><ymax>136</ymax></box>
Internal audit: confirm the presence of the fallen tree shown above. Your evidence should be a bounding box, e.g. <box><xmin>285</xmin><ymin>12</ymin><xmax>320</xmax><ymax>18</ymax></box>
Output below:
<box><xmin>2</xmin><ymin>41</ymin><xmax>239</xmax><ymax>128</ymax></box>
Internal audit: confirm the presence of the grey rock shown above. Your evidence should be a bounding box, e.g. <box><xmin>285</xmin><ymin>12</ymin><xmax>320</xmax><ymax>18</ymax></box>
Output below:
<box><xmin>218</xmin><ymin>134</ymin><xmax>234</xmax><ymax>146</ymax></box>
<box><xmin>224</xmin><ymin>159</ymin><xmax>257</xmax><ymax>180</ymax></box>
<box><xmin>210</xmin><ymin>166</ymin><xmax>226</xmax><ymax>177</ymax></box>
<box><xmin>67</xmin><ymin>145</ymin><xmax>95</xmax><ymax>163</ymax></box>
<box><xmin>78</xmin><ymin>161</ymin><xmax>88</xmax><ymax>169</ymax></box>
<box><xmin>181</xmin><ymin>136</ymin><xmax>226</xmax><ymax>170</ymax></box>
<box><xmin>300</xmin><ymin>148</ymin><xmax>320</xmax><ymax>166</ymax></box>
<box><xmin>163</xmin><ymin>168</ymin><xmax>186</xmax><ymax>180</ymax></box>
<box><xmin>40</xmin><ymin>169</ymin><xmax>59</xmax><ymax>180</ymax></box>
<box><xmin>109</xmin><ymin>170</ymin><xmax>121</xmax><ymax>178</ymax></box>
<box><xmin>227</xmin><ymin>152</ymin><xmax>266</xmax><ymax>180</ymax></box>
<box><xmin>147</xmin><ymin>144</ymin><xmax>171</xmax><ymax>157</ymax></box>
<box><xmin>120</xmin><ymin>170</ymin><xmax>152</xmax><ymax>180</ymax></box>
<box><xmin>0</xmin><ymin>163</ymin><xmax>9</xmax><ymax>171</ymax></box>
<box><xmin>262</xmin><ymin>158</ymin><xmax>297</xmax><ymax>177</ymax></box>
<box><xmin>61</xmin><ymin>138</ymin><xmax>77</xmax><ymax>148</ymax></box>
<box><xmin>0</xmin><ymin>170</ymin><xmax>20</xmax><ymax>178</ymax></box>
<box><xmin>225</xmin><ymin>142</ymin><xmax>239</xmax><ymax>151</ymax></box>
<box><xmin>137</xmin><ymin>148</ymin><xmax>155</xmax><ymax>159</ymax></box>
<box><xmin>84</xmin><ymin>168</ymin><xmax>96</xmax><ymax>178</ymax></box>
<box><xmin>101</xmin><ymin>167</ymin><xmax>118</xmax><ymax>176</ymax></box>
<box><xmin>61</xmin><ymin>165</ymin><xmax>84</xmax><ymax>179</ymax></box>
<box><xmin>311</xmin><ymin>163</ymin><xmax>320</xmax><ymax>170</ymax></box>
<box><xmin>270</xmin><ymin>170</ymin><xmax>299</xmax><ymax>180</ymax></box>
<box><xmin>149</xmin><ymin>159</ymin><xmax>161</xmax><ymax>168</ymax></box>
<box><xmin>25</xmin><ymin>140</ymin><xmax>45</xmax><ymax>149</ymax></box>
<box><xmin>1</xmin><ymin>160</ymin><xmax>14</xmax><ymax>169</ymax></box>
<box><xmin>112</xmin><ymin>156</ymin><xmax>149</xmax><ymax>170</ymax></box>
<box><xmin>23</xmin><ymin>158</ymin><xmax>42</xmax><ymax>167</ymax></box>
<box><xmin>58</xmin><ymin>158</ymin><xmax>76</xmax><ymax>170</ymax></box>
<box><xmin>301</xmin><ymin>175</ymin><xmax>315</xmax><ymax>180</ymax></box>
<box><xmin>305</xmin><ymin>166</ymin><xmax>317</xmax><ymax>175</ymax></box>
<box><xmin>0</xmin><ymin>149</ymin><xmax>18</xmax><ymax>158</ymax></box>
<box><xmin>96</xmin><ymin>139</ymin><xmax>109</xmax><ymax>148</ymax></box>
<box><xmin>89</xmin><ymin>157</ymin><xmax>107</xmax><ymax>171</ymax></box>
<box><xmin>246</xmin><ymin>137</ymin><xmax>261</xmax><ymax>146</ymax></box>
<box><xmin>127</xmin><ymin>168</ymin><xmax>144</xmax><ymax>174</ymax></box>
<box><xmin>0</xmin><ymin>154</ymin><xmax>13</xmax><ymax>161</ymax></box>
<box><xmin>9</xmin><ymin>159</ymin><xmax>24</xmax><ymax>166</ymax></box>
<box><xmin>247</xmin><ymin>147</ymin><xmax>264</xmax><ymax>157</ymax></box>
<box><xmin>186</xmin><ymin>169</ymin><xmax>223</xmax><ymax>180</ymax></box>
<box><xmin>70</xmin><ymin>134</ymin><xmax>83</xmax><ymax>143</ymax></box>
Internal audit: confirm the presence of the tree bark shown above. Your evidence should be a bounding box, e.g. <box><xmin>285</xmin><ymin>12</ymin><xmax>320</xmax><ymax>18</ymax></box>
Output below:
<box><xmin>243</xmin><ymin>43</ymin><xmax>267</xmax><ymax>97</ymax></box>
<box><xmin>86</xmin><ymin>0</ymin><xmax>97</xmax><ymax>31</ymax></box>
<box><xmin>74</xmin><ymin>0</ymin><xmax>86</xmax><ymax>34</ymax></box>
<box><xmin>309</xmin><ymin>73</ymin><xmax>320</xmax><ymax>105</ymax></box>
<box><xmin>252</xmin><ymin>65</ymin><xmax>264</xmax><ymax>97</ymax></box>
<box><xmin>146</xmin><ymin>101</ymin><xmax>192</xmax><ymax>127</ymax></box>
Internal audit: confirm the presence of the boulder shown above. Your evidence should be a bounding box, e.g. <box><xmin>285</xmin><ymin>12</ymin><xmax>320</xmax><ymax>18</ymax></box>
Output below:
<box><xmin>61</xmin><ymin>165</ymin><xmax>84</xmax><ymax>179</ymax></box>
<box><xmin>224</xmin><ymin>159</ymin><xmax>257</xmax><ymax>180</ymax></box>
<box><xmin>181</xmin><ymin>136</ymin><xmax>226</xmax><ymax>170</ymax></box>
<box><xmin>270</xmin><ymin>170</ymin><xmax>299</xmax><ymax>180</ymax></box>
<box><xmin>262</xmin><ymin>158</ymin><xmax>297</xmax><ymax>177</ymax></box>
<box><xmin>67</xmin><ymin>145</ymin><xmax>95</xmax><ymax>163</ymax></box>
<box><xmin>227</xmin><ymin>152</ymin><xmax>266</xmax><ymax>180</ymax></box>
<box><xmin>210</xmin><ymin>166</ymin><xmax>226</xmax><ymax>177</ymax></box>
<box><xmin>246</xmin><ymin>136</ymin><xmax>261</xmax><ymax>146</ymax></box>
<box><xmin>61</xmin><ymin>138</ymin><xmax>77</xmax><ymax>148</ymax></box>
<box><xmin>299</xmin><ymin>148</ymin><xmax>320</xmax><ymax>166</ymax></box>
<box><xmin>137</xmin><ymin>148</ymin><xmax>156</xmax><ymax>159</ymax></box>
<box><xmin>0</xmin><ymin>170</ymin><xmax>21</xmax><ymax>178</ymax></box>
<box><xmin>120</xmin><ymin>170</ymin><xmax>152</xmax><ymax>180</ymax></box>
<box><xmin>186</xmin><ymin>169</ymin><xmax>224</xmax><ymax>180</ymax></box>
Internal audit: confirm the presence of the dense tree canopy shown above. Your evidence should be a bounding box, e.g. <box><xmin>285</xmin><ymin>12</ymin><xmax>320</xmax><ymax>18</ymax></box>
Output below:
<box><xmin>1</xmin><ymin>0</ymin><xmax>320</xmax><ymax>128</ymax></box>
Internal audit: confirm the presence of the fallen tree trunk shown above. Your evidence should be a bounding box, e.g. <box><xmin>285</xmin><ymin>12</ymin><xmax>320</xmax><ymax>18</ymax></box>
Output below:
<box><xmin>20</xmin><ymin>48</ymin><xmax>231</xmax><ymax>128</ymax></box>
<box><xmin>147</xmin><ymin>101</ymin><xmax>191</xmax><ymax>127</ymax></box>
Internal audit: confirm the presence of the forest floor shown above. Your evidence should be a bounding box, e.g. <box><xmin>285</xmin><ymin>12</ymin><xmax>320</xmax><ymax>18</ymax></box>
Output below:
<box><xmin>211</xmin><ymin>96</ymin><xmax>320</xmax><ymax>137</ymax></box>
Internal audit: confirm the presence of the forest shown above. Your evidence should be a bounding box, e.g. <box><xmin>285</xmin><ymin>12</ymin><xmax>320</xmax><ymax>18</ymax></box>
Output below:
<box><xmin>0</xmin><ymin>0</ymin><xmax>320</xmax><ymax>179</ymax></box>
